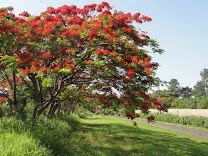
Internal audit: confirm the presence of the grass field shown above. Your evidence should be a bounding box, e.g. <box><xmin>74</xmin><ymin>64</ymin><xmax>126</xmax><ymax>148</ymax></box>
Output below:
<box><xmin>72</xmin><ymin>116</ymin><xmax>208</xmax><ymax>156</ymax></box>
<box><xmin>0</xmin><ymin>115</ymin><xmax>208</xmax><ymax>156</ymax></box>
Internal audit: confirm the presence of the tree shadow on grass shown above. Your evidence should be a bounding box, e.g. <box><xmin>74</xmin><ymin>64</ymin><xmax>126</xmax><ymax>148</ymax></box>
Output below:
<box><xmin>29</xmin><ymin>116</ymin><xmax>208</xmax><ymax>156</ymax></box>
<box><xmin>74</xmin><ymin>121</ymin><xmax>208</xmax><ymax>156</ymax></box>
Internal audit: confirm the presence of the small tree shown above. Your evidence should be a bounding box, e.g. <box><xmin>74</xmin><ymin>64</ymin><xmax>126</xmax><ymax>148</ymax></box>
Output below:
<box><xmin>193</xmin><ymin>69</ymin><xmax>208</xmax><ymax>97</ymax></box>
<box><xmin>179</xmin><ymin>86</ymin><xmax>192</xmax><ymax>98</ymax></box>
<box><xmin>168</xmin><ymin>79</ymin><xmax>180</xmax><ymax>97</ymax></box>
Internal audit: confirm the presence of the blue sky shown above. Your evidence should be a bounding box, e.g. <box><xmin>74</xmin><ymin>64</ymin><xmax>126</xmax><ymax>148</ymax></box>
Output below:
<box><xmin>1</xmin><ymin>0</ymin><xmax>207</xmax><ymax>87</ymax></box>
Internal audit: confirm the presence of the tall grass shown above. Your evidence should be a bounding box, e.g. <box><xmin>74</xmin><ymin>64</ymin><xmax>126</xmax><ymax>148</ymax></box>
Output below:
<box><xmin>0</xmin><ymin>132</ymin><xmax>49</xmax><ymax>156</ymax></box>
<box><xmin>0</xmin><ymin>114</ymin><xmax>81</xmax><ymax>156</ymax></box>
<box><xmin>0</xmin><ymin>117</ymin><xmax>50</xmax><ymax>156</ymax></box>
<box><xmin>138</xmin><ymin>113</ymin><xmax>208</xmax><ymax>128</ymax></box>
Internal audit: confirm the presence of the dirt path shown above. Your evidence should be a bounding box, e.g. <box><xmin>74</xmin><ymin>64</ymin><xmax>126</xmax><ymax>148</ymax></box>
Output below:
<box><xmin>136</xmin><ymin>118</ymin><xmax>208</xmax><ymax>140</ymax></box>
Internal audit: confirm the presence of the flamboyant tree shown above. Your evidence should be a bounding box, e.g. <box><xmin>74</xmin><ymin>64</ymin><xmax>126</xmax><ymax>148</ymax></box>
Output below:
<box><xmin>0</xmin><ymin>2</ymin><xmax>166</xmax><ymax>119</ymax></box>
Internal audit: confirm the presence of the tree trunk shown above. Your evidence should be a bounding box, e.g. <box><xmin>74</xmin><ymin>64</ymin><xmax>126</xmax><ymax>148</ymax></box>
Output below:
<box><xmin>50</xmin><ymin>103</ymin><xmax>59</xmax><ymax>117</ymax></box>
<box><xmin>29</xmin><ymin>74</ymin><xmax>42</xmax><ymax>120</ymax></box>
<box><xmin>32</xmin><ymin>105</ymin><xmax>39</xmax><ymax>120</ymax></box>
<box><xmin>47</xmin><ymin>102</ymin><xmax>55</xmax><ymax>117</ymax></box>
<box><xmin>13</xmin><ymin>70</ymin><xmax>19</xmax><ymax>112</ymax></box>
<box><xmin>37</xmin><ymin>101</ymin><xmax>52</xmax><ymax>117</ymax></box>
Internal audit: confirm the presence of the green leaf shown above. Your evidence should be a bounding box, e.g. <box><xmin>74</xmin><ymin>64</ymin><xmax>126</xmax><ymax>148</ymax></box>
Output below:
<box><xmin>58</xmin><ymin>68</ymin><xmax>71</xmax><ymax>75</ymax></box>
<box><xmin>80</xmin><ymin>30</ymin><xmax>89</xmax><ymax>39</ymax></box>
<box><xmin>0</xmin><ymin>55</ymin><xmax>17</xmax><ymax>70</ymax></box>
<box><xmin>95</xmin><ymin>60</ymin><xmax>104</xmax><ymax>66</ymax></box>
<box><xmin>35</xmin><ymin>72</ymin><xmax>44</xmax><ymax>78</ymax></box>
<box><xmin>42</xmin><ymin>78</ymin><xmax>53</xmax><ymax>88</ymax></box>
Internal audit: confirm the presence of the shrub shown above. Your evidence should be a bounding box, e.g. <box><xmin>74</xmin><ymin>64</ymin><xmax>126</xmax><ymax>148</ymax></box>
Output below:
<box><xmin>198</xmin><ymin>96</ymin><xmax>208</xmax><ymax>109</ymax></box>
<box><xmin>171</xmin><ymin>98</ymin><xmax>197</xmax><ymax>109</ymax></box>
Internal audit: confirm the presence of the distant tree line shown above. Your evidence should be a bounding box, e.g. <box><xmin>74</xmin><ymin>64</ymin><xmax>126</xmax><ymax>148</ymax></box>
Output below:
<box><xmin>151</xmin><ymin>68</ymin><xmax>208</xmax><ymax>109</ymax></box>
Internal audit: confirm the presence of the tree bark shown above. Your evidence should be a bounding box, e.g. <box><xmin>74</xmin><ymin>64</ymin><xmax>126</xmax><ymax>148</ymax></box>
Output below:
<box><xmin>29</xmin><ymin>74</ymin><xmax>42</xmax><ymax>120</ymax></box>
<box><xmin>50</xmin><ymin>103</ymin><xmax>59</xmax><ymax>117</ymax></box>
<box><xmin>12</xmin><ymin>70</ymin><xmax>19</xmax><ymax>112</ymax></box>
<box><xmin>47</xmin><ymin>102</ymin><xmax>55</xmax><ymax>117</ymax></box>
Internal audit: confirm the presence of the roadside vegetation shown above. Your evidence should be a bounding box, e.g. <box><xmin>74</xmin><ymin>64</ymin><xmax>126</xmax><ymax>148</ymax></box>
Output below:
<box><xmin>138</xmin><ymin>113</ymin><xmax>208</xmax><ymax>129</ymax></box>
<box><xmin>0</xmin><ymin>115</ymin><xmax>208</xmax><ymax>156</ymax></box>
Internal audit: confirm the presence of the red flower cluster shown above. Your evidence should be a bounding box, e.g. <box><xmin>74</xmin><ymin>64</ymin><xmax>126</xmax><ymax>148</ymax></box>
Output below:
<box><xmin>19</xmin><ymin>11</ymin><xmax>30</xmax><ymax>17</ymax></box>
<box><xmin>42</xmin><ymin>52</ymin><xmax>52</xmax><ymax>60</ymax></box>
<box><xmin>147</xmin><ymin>115</ymin><xmax>155</xmax><ymax>123</ymax></box>
<box><xmin>126</xmin><ymin>68</ymin><xmax>136</xmax><ymax>78</ymax></box>
<box><xmin>17</xmin><ymin>52</ymin><xmax>33</xmax><ymax>65</ymax></box>
<box><xmin>0</xmin><ymin>97</ymin><xmax>6</xmax><ymax>103</ymax></box>
<box><xmin>95</xmin><ymin>49</ymin><xmax>110</xmax><ymax>55</ymax></box>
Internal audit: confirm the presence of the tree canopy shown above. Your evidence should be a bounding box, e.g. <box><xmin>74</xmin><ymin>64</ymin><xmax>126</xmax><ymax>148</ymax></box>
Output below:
<box><xmin>0</xmin><ymin>2</ymin><xmax>165</xmax><ymax>119</ymax></box>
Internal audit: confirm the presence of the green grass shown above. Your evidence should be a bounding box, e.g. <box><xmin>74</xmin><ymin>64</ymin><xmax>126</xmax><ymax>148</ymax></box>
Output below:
<box><xmin>0</xmin><ymin>115</ymin><xmax>81</xmax><ymax>156</ymax></box>
<box><xmin>0</xmin><ymin>117</ymin><xmax>50</xmax><ymax>156</ymax></box>
<box><xmin>0</xmin><ymin>115</ymin><xmax>208</xmax><ymax>156</ymax></box>
<box><xmin>0</xmin><ymin>132</ymin><xmax>49</xmax><ymax>156</ymax></box>
<box><xmin>71</xmin><ymin>116</ymin><xmax>208</xmax><ymax>156</ymax></box>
